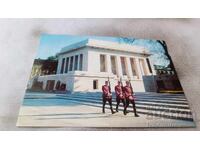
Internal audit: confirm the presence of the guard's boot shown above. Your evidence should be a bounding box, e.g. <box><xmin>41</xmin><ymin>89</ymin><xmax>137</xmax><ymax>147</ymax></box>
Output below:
<box><xmin>135</xmin><ymin>113</ymin><xmax>139</xmax><ymax>117</ymax></box>
<box><xmin>125</xmin><ymin>106</ymin><xmax>129</xmax><ymax>114</ymax></box>
<box><xmin>116</xmin><ymin>107</ymin><xmax>118</xmax><ymax>112</ymax></box>
<box><xmin>116</xmin><ymin>101</ymin><xmax>119</xmax><ymax>112</ymax></box>
<box><xmin>123</xmin><ymin>109</ymin><xmax>127</xmax><ymax>115</ymax></box>
<box><xmin>133</xmin><ymin>102</ymin><xmax>139</xmax><ymax>117</ymax></box>
<box><xmin>111</xmin><ymin>107</ymin><xmax>115</xmax><ymax>114</ymax></box>
<box><xmin>102</xmin><ymin>108</ymin><xmax>105</xmax><ymax>114</ymax></box>
<box><xmin>134</xmin><ymin>109</ymin><xmax>139</xmax><ymax>117</ymax></box>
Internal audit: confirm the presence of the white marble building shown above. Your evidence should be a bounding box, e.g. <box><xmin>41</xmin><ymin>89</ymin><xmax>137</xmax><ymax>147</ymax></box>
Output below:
<box><xmin>30</xmin><ymin>39</ymin><xmax>156</xmax><ymax>92</ymax></box>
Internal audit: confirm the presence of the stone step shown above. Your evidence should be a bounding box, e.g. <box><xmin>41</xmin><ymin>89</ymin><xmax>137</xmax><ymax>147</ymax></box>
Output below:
<box><xmin>25</xmin><ymin>94</ymin><xmax>190</xmax><ymax>109</ymax></box>
<box><xmin>57</xmin><ymin>95</ymin><xmax>192</xmax><ymax>113</ymax></box>
<box><xmin>70</xmin><ymin>93</ymin><xmax>187</xmax><ymax>101</ymax></box>
<box><xmin>56</xmin><ymin>94</ymin><xmax>189</xmax><ymax>105</ymax></box>
<box><xmin>54</xmin><ymin>96</ymin><xmax>193</xmax><ymax>121</ymax></box>
<box><xmin>23</xmin><ymin>92</ymin><xmax>193</xmax><ymax>121</ymax></box>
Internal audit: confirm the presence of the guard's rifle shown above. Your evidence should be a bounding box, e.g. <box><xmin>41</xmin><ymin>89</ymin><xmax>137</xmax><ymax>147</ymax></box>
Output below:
<box><xmin>120</xmin><ymin>77</ymin><xmax>125</xmax><ymax>98</ymax></box>
<box><xmin>120</xmin><ymin>77</ymin><xmax>124</xmax><ymax>91</ymax></box>
<box><xmin>128</xmin><ymin>78</ymin><xmax>134</xmax><ymax>95</ymax></box>
<box><xmin>108</xmin><ymin>76</ymin><xmax>111</xmax><ymax>94</ymax></box>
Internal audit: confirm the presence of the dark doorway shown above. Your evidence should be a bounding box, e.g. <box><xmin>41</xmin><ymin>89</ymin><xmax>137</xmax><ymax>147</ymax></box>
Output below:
<box><xmin>93</xmin><ymin>80</ymin><xmax>98</xmax><ymax>89</ymax></box>
<box><xmin>46</xmin><ymin>80</ymin><xmax>55</xmax><ymax>91</ymax></box>
<box><xmin>55</xmin><ymin>81</ymin><xmax>61</xmax><ymax>90</ymax></box>
<box><xmin>60</xmin><ymin>84</ymin><xmax>66</xmax><ymax>91</ymax></box>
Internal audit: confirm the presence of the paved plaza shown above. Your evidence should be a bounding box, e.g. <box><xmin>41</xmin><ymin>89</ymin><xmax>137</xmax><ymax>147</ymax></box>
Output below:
<box><xmin>17</xmin><ymin>92</ymin><xmax>195</xmax><ymax>128</ymax></box>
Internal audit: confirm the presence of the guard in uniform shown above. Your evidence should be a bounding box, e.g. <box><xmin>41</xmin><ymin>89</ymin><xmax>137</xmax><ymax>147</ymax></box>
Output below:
<box><xmin>115</xmin><ymin>81</ymin><xmax>127</xmax><ymax>115</ymax></box>
<box><xmin>124</xmin><ymin>81</ymin><xmax>139</xmax><ymax>117</ymax></box>
<box><xmin>102</xmin><ymin>81</ymin><xmax>115</xmax><ymax>114</ymax></box>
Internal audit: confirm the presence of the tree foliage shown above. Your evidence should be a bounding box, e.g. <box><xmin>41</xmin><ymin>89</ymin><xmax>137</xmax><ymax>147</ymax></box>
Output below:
<box><xmin>118</xmin><ymin>37</ymin><xmax>171</xmax><ymax>68</ymax></box>
<box><xmin>47</xmin><ymin>55</ymin><xmax>58</xmax><ymax>60</ymax></box>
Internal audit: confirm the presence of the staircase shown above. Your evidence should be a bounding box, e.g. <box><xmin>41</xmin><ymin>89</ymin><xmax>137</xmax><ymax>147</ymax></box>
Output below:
<box><xmin>24</xmin><ymin>92</ymin><xmax>193</xmax><ymax>122</ymax></box>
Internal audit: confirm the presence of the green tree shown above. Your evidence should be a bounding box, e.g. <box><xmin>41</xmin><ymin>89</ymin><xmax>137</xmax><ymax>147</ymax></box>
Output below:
<box><xmin>47</xmin><ymin>55</ymin><xmax>58</xmax><ymax>60</ymax></box>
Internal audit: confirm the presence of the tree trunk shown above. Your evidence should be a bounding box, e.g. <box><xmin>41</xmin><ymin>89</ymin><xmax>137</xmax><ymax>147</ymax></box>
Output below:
<box><xmin>157</xmin><ymin>40</ymin><xmax>177</xmax><ymax>75</ymax></box>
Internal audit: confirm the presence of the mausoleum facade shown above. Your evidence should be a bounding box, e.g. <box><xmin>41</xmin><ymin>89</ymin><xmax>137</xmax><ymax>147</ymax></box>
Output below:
<box><xmin>28</xmin><ymin>39</ymin><xmax>155</xmax><ymax>92</ymax></box>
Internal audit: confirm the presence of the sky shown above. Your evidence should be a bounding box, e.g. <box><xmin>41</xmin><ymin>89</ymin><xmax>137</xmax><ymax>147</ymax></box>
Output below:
<box><xmin>36</xmin><ymin>34</ymin><xmax>170</xmax><ymax>67</ymax></box>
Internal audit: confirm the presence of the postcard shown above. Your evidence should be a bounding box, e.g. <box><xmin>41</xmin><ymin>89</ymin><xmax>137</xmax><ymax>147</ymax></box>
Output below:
<box><xmin>17</xmin><ymin>34</ymin><xmax>195</xmax><ymax>128</ymax></box>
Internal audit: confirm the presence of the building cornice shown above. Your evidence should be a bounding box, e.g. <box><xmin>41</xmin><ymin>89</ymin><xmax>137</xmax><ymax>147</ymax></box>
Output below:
<box><xmin>57</xmin><ymin>39</ymin><xmax>151</xmax><ymax>56</ymax></box>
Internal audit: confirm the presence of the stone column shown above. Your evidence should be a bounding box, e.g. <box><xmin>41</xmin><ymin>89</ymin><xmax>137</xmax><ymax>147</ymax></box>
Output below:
<box><xmin>84</xmin><ymin>51</ymin><xmax>89</xmax><ymax>71</ymax></box>
<box><xmin>42</xmin><ymin>80</ymin><xmax>47</xmax><ymax>90</ymax></box>
<box><xmin>135</xmin><ymin>58</ymin><xmax>143</xmax><ymax>79</ymax></box>
<box><xmin>148</xmin><ymin>58</ymin><xmax>156</xmax><ymax>75</ymax></box>
<box><xmin>116</xmin><ymin>56</ymin><xmax>123</xmax><ymax>77</ymax></box>
<box><xmin>126</xmin><ymin>57</ymin><xmax>133</xmax><ymax>79</ymax></box>
<box><xmin>56</xmin><ymin>57</ymin><xmax>62</xmax><ymax>74</ymax></box>
<box><xmin>63</xmin><ymin>58</ymin><xmax>66</xmax><ymax>73</ymax></box>
<box><xmin>106</xmin><ymin>54</ymin><xmax>112</xmax><ymax>74</ymax></box>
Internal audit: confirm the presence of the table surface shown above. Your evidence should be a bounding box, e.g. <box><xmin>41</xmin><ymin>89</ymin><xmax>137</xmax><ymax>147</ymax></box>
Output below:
<box><xmin>0</xmin><ymin>18</ymin><xmax>199</xmax><ymax>130</ymax></box>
